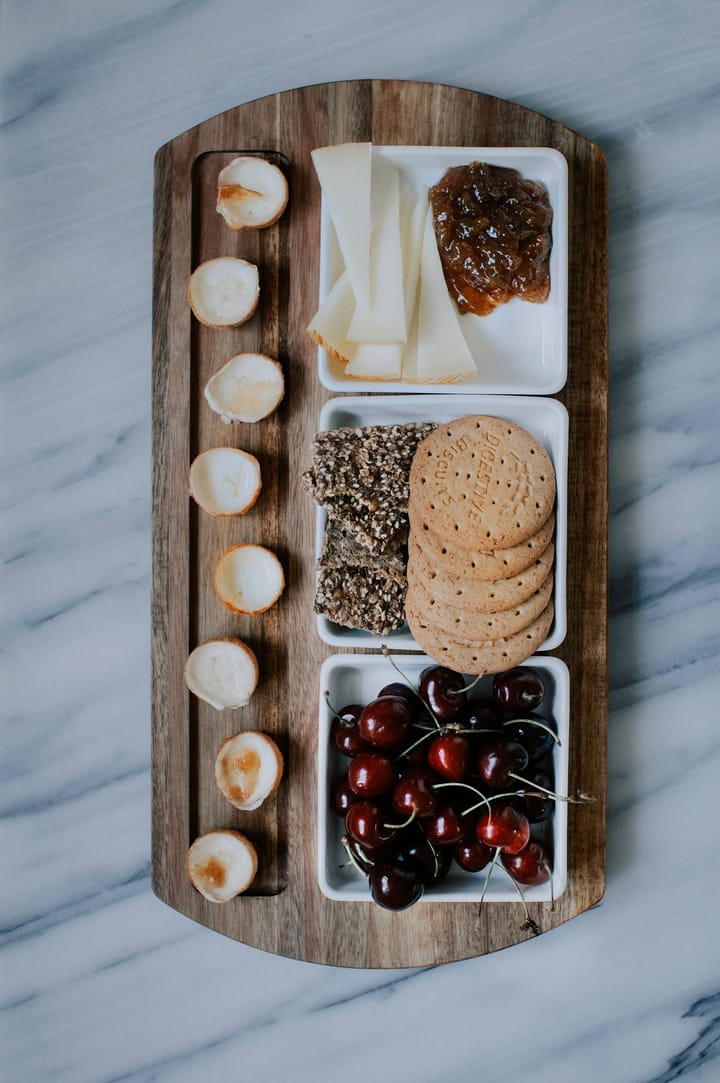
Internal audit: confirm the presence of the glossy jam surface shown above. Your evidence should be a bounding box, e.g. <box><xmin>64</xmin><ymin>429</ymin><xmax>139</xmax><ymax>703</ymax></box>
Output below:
<box><xmin>430</xmin><ymin>162</ymin><xmax>553</xmax><ymax>316</ymax></box>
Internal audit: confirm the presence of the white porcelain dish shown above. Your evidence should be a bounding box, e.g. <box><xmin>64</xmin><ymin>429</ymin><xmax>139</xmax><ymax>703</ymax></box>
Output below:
<box><xmin>314</xmin><ymin>395</ymin><xmax>567</xmax><ymax>652</ymax></box>
<box><xmin>317</xmin><ymin>653</ymin><xmax>569</xmax><ymax>904</ymax></box>
<box><xmin>317</xmin><ymin>145</ymin><xmax>568</xmax><ymax>395</ymax></box>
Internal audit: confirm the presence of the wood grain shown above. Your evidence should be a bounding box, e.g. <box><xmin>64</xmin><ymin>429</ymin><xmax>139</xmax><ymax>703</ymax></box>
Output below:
<box><xmin>152</xmin><ymin>80</ymin><xmax>607</xmax><ymax>966</ymax></box>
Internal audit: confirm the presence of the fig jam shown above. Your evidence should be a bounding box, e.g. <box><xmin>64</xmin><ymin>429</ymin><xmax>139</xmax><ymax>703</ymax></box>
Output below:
<box><xmin>430</xmin><ymin>162</ymin><xmax>553</xmax><ymax>317</ymax></box>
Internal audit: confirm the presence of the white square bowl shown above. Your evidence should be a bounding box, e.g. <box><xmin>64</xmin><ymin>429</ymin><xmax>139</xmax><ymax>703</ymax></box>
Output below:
<box><xmin>318</xmin><ymin>653</ymin><xmax>569</xmax><ymax>904</ymax></box>
<box><xmin>315</xmin><ymin>395</ymin><xmax>567</xmax><ymax>652</ymax></box>
<box><xmin>317</xmin><ymin>145</ymin><xmax>568</xmax><ymax>395</ymax></box>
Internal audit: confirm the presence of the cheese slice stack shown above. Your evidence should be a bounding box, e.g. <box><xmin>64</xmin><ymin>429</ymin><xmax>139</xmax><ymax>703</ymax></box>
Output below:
<box><xmin>347</xmin><ymin>157</ymin><xmax>406</xmax><ymax>344</ymax></box>
<box><xmin>307</xmin><ymin>143</ymin><xmax>477</xmax><ymax>384</ymax></box>
<box><xmin>307</xmin><ymin>271</ymin><xmax>357</xmax><ymax>365</ymax></box>
<box><xmin>311</xmin><ymin>143</ymin><xmax>372</xmax><ymax>312</ymax></box>
<box><xmin>411</xmin><ymin>206</ymin><xmax>477</xmax><ymax>383</ymax></box>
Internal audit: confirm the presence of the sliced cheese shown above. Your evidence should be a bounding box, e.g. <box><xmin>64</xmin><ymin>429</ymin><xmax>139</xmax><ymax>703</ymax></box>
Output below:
<box><xmin>311</xmin><ymin>143</ymin><xmax>372</xmax><ymax>312</ymax></box>
<box><xmin>415</xmin><ymin>206</ymin><xmax>477</xmax><ymax>384</ymax></box>
<box><xmin>306</xmin><ymin>271</ymin><xmax>357</xmax><ymax>365</ymax></box>
<box><xmin>347</xmin><ymin>157</ymin><xmax>406</xmax><ymax>343</ymax></box>
<box><xmin>401</xmin><ymin>295</ymin><xmax>420</xmax><ymax>382</ymax></box>
<box><xmin>397</xmin><ymin>186</ymin><xmax>426</xmax><ymax>382</ymax></box>
<box><xmin>400</xmin><ymin>184</ymin><xmax>427</xmax><ymax>330</ymax></box>
<box><xmin>345</xmin><ymin>342</ymin><xmax>403</xmax><ymax>381</ymax></box>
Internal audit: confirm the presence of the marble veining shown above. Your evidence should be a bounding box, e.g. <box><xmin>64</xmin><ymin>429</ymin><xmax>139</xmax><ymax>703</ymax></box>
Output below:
<box><xmin>1</xmin><ymin>0</ymin><xmax>719</xmax><ymax>1079</ymax></box>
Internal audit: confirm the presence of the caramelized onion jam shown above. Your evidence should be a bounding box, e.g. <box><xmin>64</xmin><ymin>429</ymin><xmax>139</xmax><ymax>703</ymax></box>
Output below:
<box><xmin>429</xmin><ymin>162</ymin><xmax>553</xmax><ymax>317</ymax></box>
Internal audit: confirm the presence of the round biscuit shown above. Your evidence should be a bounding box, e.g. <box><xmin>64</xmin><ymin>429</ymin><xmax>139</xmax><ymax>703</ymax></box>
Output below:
<box><xmin>409</xmin><ymin>416</ymin><xmax>556</xmax><ymax>550</ymax></box>
<box><xmin>411</xmin><ymin>570</ymin><xmax>554</xmax><ymax>641</ymax></box>
<box><xmin>409</xmin><ymin>505</ymin><xmax>555</xmax><ymax>581</ymax></box>
<box><xmin>407</xmin><ymin>534</ymin><xmax>554</xmax><ymax>614</ymax></box>
<box><xmin>405</xmin><ymin>597</ymin><xmax>555</xmax><ymax>676</ymax></box>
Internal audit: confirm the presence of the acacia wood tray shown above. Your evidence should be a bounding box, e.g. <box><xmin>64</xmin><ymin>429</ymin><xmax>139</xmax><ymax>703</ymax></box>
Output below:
<box><xmin>152</xmin><ymin>79</ymin><xmax>607</xmax><ymax>967</ymax></box>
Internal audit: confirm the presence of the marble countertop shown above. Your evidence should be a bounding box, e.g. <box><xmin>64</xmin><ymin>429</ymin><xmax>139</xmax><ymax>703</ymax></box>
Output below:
<box><xmin>2</xmin><ymin>1</ymin><xmax>719</xmax><ymax>1079</ymax></box>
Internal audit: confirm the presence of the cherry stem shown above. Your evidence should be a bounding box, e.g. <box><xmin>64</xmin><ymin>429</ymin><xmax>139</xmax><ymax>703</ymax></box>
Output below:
<box><xmin>452</xmin><ymin>727</ymin><xmax>499</xmax><ymax>737</ymax></box>
<box><xmin>434</xmin><ymin>781</ymin><xmax>492</xmax><ymax>816</ymax></box>
<box><xmin>426</xmin><ymin>838</ymin><xmax>441</xmax><ymax>880</ymax></box>
<box><xmin>508</xmin><ymin>773</ymin><xmax>597</xmax><ymax>804</ymax></box>
<box><xmin>413</xmin><ymin>724</ymin><xmax>499</xmax><ymax>738</ymax></box>
<box><xmin>324</xmin><ymin>691</ymin><xmax>353</xmax><ymax>726</ymax></box>
<box><xmin>504</xmin><ymin>870</ymin><xmax>541</xmax><ymax>936</ymax></box>
<box><xmin>475</xmin><ymin>847</ymin><xmax>501</xmax><ymax>928</ymax></box>
<box><xmin>379</xmin><ymin>646</ymin><xmax>419</xmax><ymax>692</ymax></box>
<box><xmin>395</xmin><ymin>729</ymin><xmax>435</xmax><ymax>761</ymax></box>
<box><xmin>380</xmin><ymin>646</ymin><xmax>441</xmax><ymax>728</ymax></box>
<box><xmin>541</xmin><ymin>859</ymin><xmax>555</xmax><ymax>911</ymax></box>
<box><xmin>448</xmin><ymin>674</ymin><xmax>484</xmax><ymax>697</ymax></box>
<box><xmin>460</xmin><ymin>789</ymin><xmax>548</xmax><ymax>818</ymax></box>
<box><xmin>384</xmin><ymin>808</ymin><xmax>418</xmax><ymax>831</ymax></box>
<box><xmin>340</xmin><ymin>835</ymin><xmax>371</xmax><ymax>876</ymax></box>
<box><xmin>502</xmin><ymin>717</ymin><xmax>561</xmax><ymax>747</ymax></box>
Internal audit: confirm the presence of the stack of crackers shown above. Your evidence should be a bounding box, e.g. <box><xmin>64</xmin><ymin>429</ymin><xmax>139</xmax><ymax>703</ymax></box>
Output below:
<box><xmin>406</xmin><ymin>416</ymin><xmax>557</xmax><ymax>674</ymax></box>
<box><xmin>303</xmin><ymin>422</ymin><xmax>435</xmax><ymax>635</ymax></box>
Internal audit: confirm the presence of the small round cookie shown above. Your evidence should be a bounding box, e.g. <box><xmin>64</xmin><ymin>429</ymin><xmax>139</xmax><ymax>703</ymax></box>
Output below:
<box><xmin>405</xmin><ymin>599</ymin><xmax>555</xmax><ymax>676</ymax></box>
<box><xmin>409</xmin><ymin>505</ymin><xmax>555</xmax><ymax>582</ymax></box>
<box><xmin>407</xmin><ymin>535</ymin><xmax>554</xmax><ymax>614</ymax></box>
<box><xmin>409</xmin><ymin>416</ymin><xmax>556</xmax><ymax>551</ymax></box>
<box><xmin>411</xmin><ymin>571</ymin><xmax>554</xmax><ymax>641</ymax></box>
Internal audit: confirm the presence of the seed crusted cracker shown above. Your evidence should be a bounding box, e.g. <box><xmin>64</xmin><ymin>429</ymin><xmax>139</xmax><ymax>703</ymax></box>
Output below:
<box><xmin>314</xmin><ymin>565</ymin><xmax>407</xmax><ymax>637</ymax></box>
<box><xmin>320</xmin><ymin>494</ymin><xmax>409</xmax><ymax>555</ymax></box>
<box><xmin>320</xmin><ymin>520</ymin><xmax>406</xmax><ymax>580</ymax></box>
<box><xmin>304</xmin><ymin>422</ymin><xmax>436</xmax><ymax>511</ymax></box>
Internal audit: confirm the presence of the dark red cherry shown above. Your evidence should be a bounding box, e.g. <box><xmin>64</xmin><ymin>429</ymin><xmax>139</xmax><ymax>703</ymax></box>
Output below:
<box><xmin>422</xmin><ymin>805</ymin><xmax>464</xmax><ymax>846</ymax></box>
<box><xmin>358</xmin><ymin>696</ymin><xmax>412</xmax><ymax>750</ymax></box>
<box><xmin>476</xmin><ymin>801</ymin><xmax>531</xmax><ymax>853</ymax></box>
<box><xmin>391</xmin><ymin>767</ymin><xmax>439</xmax><ymax>819</ymax></box>
<box><xmin>426</xmin><ymin>843</ymin><xmax>453</xmax><ymax>885</ymax></box>
<box><xmin>377</xmin><ymin>682</ymin><xmax>426</xmax><ymax>715</ymax></box>
<box><xmin>334</xmin><ymin>703</ymin><xmax>362</xmax><ymax>725</ymax></box>
<box><xmin>418</xmin><ymin>665</ymin><xmax>467</xmax><ymax>721</ymax></box>
<box><xmin>427</xmin><ymin>733</ymin><xmax>470</xmax><ymax>781</ymax></box>
<box><xmin>346</xmin><ymin>801</ymin><xmax>397</xmax><ymax>849</ymax></box>
<box><xmin>368</xmin><ymin>863</ymin><xmax>424</xmax><ymax>910</ymax></box>
<box><xmin>457</xmin><ymin>697</ymin><xmax>502</xmax><ymax>731</ymax></box>
<box><xmin>501</xmin><ymin>839</ymin><xmax>551</xmax><ymax>885</ymax></box>
<box><xmin>331</xmin><ymin>775</ymin><xmax>357</xmax><ymax>817</ymax></box>
<box><xmin>503</xmin><ymin>715</ymin><xmax>557</xmax><ymax>762</ymax></box>
<box><xmin>399</xmin><ymin>739</ymin><xmax>431</xmax><ymax>766</ymax></box>
<box><xmin>453</xmin><ymin>827</ymin><xmax>493</xmax><ymax>872</ymax></box>
<box><xmin>343</xmin><ymin>836</ymin><xmax>375</xmax><ymax>874</ymax></box>
<box><xmin>394</xmin><ymin>832</ymin><xmax>452</xmax><ymax>886</ymax></box>
<box><xmin>476</xmin><ymin>737</ymin><xmax>529</xmax><ymax>788</ymax></box>
<box><xmin>348</xmin><ymin>752</ymin><xmax>395</xmax><ymax>798</ymax></box>
<box><xmin>331</xmin><ymin>710</ymin><xmax>370</xmax><ymax>757</ymax></box>
<box><xmin>493</xmin><ymin>667</ymin><xmax>546</xmax><ymax>712</ymax></box>
<box><xmin>513</xmin><ymin>767</ymin><xmax>554</xmax><ymax>823</ymax></box>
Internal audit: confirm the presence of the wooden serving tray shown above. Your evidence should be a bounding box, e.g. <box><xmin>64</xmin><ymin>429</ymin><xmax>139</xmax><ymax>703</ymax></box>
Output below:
<box><xmin>152</xmin><ymin>79</ymin><xmax>607</xmax><ymax>966</ymax></box>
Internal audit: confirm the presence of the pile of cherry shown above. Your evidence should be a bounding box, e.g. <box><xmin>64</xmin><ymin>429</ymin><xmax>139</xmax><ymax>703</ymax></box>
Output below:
<box><xmin>329</xmin><ymin>663</ymin><xmax>566</xmax><ymax>923</ymax></box>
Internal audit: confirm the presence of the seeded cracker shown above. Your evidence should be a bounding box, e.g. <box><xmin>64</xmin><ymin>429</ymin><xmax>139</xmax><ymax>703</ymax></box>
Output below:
<box><xmin>324</xmin><ymin>494</ymin><xmax>410</xmax><ymax>554</ymax></box>
<box><xmin>306</xmin><ymin>421</ymin><xmax>436</xmax><ymax>631</ymax></box>
<box><xmin>314</xmin><ymin>566</ymin><xmax>407</xmax><ymax>636</ymax></box>
<box><xmin>320</xmin><ymin>520</ymin><xmax>406</xmax><ymax>581</ymax></box>
<box><xmin>304</xmin><ymin>422</ymin><xmax>436</xmax><ymax>511</ymax></box>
